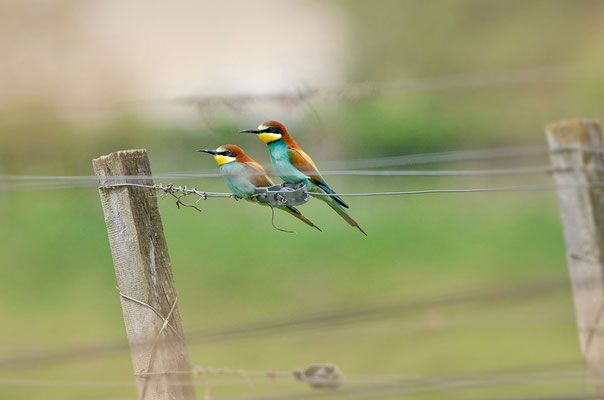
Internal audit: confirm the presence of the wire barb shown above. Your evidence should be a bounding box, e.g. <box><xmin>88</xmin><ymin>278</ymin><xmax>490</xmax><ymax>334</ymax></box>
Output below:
<box><xmin>140</xmin><ymin>296</ymin><xmax>180</xmax><ymax>400</ymax></box>
<box><xmin>99</xmin><ymin>182</ymin><xmax>234</xmax><ymax>213</ymax></box>
<box><xmin>119</xmin><ymin>292</ymin><xmax>183</xmax><ymax>340</ymax></box>
<box><xmin>163</xmin><ymin>184</ymin><xmax>203</xmax><ymax>212</ymax></box>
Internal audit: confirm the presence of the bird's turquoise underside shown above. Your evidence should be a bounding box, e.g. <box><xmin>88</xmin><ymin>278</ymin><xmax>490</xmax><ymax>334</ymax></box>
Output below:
<box><xmin>267</xmin><ymin>140</ymin><xmax>315</xmax><ymax>189</ymax></box>
<box><xmin>219</xmin><ymin>162</ymin><xmax>257</xmax><ymax>199</ymax></box>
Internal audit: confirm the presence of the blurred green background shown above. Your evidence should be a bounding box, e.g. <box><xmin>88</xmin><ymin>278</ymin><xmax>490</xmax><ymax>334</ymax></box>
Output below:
<box><xmin>1</xmin><ymin>1</ymin><xmax>604</xmax><ymax>399</ymax></box>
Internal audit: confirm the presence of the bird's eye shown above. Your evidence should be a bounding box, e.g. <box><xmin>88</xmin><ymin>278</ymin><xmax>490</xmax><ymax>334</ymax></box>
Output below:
<box><xmin>266</xmin><ymin>127</ymin><xmax>274</xmax><ymax>133</ymax></box>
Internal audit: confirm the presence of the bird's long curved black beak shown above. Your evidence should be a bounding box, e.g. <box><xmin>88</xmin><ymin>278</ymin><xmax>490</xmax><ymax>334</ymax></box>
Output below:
<box><xmin>197</xmin><ymin>149</ymin><xmax>218</xmax><ymax>155</ymax></box>
<box><xmin>240</xmin><ymin>128</ymin><xmax>262</xmax><ymax>134</ymax></box>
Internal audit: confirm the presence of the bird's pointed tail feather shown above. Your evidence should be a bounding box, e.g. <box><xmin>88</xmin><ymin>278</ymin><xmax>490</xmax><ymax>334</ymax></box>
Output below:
<box><xmin>316</xmin><ymin>182</ymin><xmax>349</xmax><ymax>208</ymax></box>
<box><xmin>313</xmin><ymin>194</ymin><xmax>367</xmax><ymax>235</ymax></box>
<box><xmin>282</xmin><ymin>205</ymin><xmax>322</xmax><ymax>232</ymax></box>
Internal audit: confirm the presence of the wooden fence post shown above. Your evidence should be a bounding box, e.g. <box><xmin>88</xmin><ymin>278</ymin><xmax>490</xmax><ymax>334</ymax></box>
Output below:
<box><xmin>93</xmin><ymin>149</ymin><xmax>196</xmax><ymax>400</ymax></box>
<box><xmin>547</xmin><ymin>119</ymin><xmax>604</xmax><ymax>395</ymax></box>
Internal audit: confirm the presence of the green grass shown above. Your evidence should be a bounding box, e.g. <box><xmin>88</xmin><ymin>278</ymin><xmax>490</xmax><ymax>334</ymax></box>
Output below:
<box><xmin>0</xmin><ymin>176</ymin><xmax>590</xmax><ymax>399</ymax></box>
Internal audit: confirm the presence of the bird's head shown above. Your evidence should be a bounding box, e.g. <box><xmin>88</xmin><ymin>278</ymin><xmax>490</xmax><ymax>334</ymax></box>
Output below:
<box><xmin>240</xmin><ymin>120</ymin><xmax>286</xmax><ymax>144</ymax></box>
<box><xmin>197</xmin><ymin>144</ymin><xmax>243</xmax><ymax>166</ymax></box>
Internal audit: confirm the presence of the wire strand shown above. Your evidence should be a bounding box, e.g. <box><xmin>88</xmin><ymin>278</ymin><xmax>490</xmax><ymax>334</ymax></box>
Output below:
<box><xmin>0</xmin><ymin>143</ymin><xmax>600</xmax><ymax>189</ymax></box>
<box><xmin>0</xmin><ymin>164</ymin><xmax>556</xmax><ymax>184</ymax></box>
<box><xmin>308</xmin><ymin>182</ymin><xmax>604</xmax><ymax>197</ymax></box>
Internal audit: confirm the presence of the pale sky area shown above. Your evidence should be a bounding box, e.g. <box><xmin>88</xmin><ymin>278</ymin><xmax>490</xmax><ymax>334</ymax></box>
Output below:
<box><xmin>0</xmin><ymin>0</ymin><xmax>352</xmax><ymax>111</ymax></box>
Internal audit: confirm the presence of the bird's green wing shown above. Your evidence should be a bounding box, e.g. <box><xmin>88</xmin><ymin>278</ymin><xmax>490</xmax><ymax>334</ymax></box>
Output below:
<box><xmin>287</xmin><ymin>147</ymin><xmax>348</xmax><ymax>208</ymax></box>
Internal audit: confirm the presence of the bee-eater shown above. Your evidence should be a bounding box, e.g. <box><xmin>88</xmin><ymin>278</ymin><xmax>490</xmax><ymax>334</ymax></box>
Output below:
<box><xmin>240</xmin><ymin>121</ymin><xmax>366</xmax><ymax>235</ymax></box>
<box><xmin>197</xmin><ymin>144</ymin><xmax>321</xmax><ymax>231</ymax></box>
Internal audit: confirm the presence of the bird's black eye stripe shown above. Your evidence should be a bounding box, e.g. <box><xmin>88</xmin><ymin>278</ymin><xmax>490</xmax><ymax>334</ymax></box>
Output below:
<box><xmin>264</xmin><ymin>127</ymin><xmax>279</xmax><ymax>133</ymax></box>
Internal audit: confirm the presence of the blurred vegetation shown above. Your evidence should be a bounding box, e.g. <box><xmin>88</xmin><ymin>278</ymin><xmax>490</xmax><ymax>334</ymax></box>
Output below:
<box><xmin>1</xmin><ymin>1</ymin><xmax>604</xmax><ymax>399</ymax></box>
<box><xmin>345</xmin><ymin>0</ymin><xmax>604</xmax><ymax>78</ymax></box>
<box><xmin>1</xmin><ymin>1</ymin><xmax>604</xmax><ymax>172</ymax></box>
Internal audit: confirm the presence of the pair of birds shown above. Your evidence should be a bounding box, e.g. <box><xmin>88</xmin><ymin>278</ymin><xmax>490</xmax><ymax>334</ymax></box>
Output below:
<box><xmin>198</xmin><ymin>120</ymin><xmax>366</xmax><ymax>235</ymax></box>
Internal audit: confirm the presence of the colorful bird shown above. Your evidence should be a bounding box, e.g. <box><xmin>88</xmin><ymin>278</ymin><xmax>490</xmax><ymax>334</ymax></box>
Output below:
<box><xmin>197</xmin><ymin>144</ymin><xmax>321</xmax><ymax>231</ymax></box>
<box><xmin>240</xmin><ymin>121</ymin><xmax>366</xmax><ymax>235</ymax></box>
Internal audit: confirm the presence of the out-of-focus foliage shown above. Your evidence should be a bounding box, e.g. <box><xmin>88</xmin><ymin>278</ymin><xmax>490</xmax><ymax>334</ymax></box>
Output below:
<box><xmin>345</xmin><ymin>0</ymin><xmax>604</xmax><ymax>79</ymax></box>
<box><xmin>0</xmin><ymin>1</ymin><xmax>603</xmax><ymax>174</ymax></box>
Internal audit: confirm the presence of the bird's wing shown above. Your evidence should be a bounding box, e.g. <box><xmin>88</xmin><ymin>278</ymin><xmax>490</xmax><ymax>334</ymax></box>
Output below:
<box><xmin>288</xmin><ymin>147</ymin><xmax>349</xmax><ymax>208</ymax></box>
<box><xmin>287</xmin><ymin>147</ymin><xmax>323</xmax><ymax>184</ymax></box>
<box><xmin>243</xmin><ymin>161</ymin><xmax>274</xmax><ymax>187</ymax></box>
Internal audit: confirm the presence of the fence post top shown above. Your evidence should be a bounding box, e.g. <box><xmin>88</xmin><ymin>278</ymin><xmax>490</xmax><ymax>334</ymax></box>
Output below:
<box><xmin>93</xmin><ymin>149</ymin><xmax>149</xmax><ymax>164</ymax></box>
<box><xmin>546</xmin><ymin>119</ymin><xmax>601</xmax><ymax>136</ymax></box>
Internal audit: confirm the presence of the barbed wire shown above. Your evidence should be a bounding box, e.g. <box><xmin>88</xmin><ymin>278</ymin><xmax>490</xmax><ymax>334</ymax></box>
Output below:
<box><xmin>94</xmin><ymin>181</ymin><xmax>604</xmax><ymax>208</ymax></box>
<box><xmin>97</xmin><ymin>182</ymin><xmax>236</xmax><ymax>212</ymax></box>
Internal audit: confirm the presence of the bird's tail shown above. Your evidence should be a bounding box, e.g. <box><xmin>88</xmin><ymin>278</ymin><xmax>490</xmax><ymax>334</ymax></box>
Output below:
<box><xmin>282</xmin><ymin>205</ymin><xmax>322</xmax><ymax>232</ymax></box>
<box><xmin>313</xmin><ymin>194</ymin><xmax>367</xmax><ymax>236</ymax></box>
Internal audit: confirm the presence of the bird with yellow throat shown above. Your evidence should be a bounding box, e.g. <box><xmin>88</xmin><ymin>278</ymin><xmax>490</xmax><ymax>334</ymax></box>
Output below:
<box><xmin>197</xmin><ymin>144</ymin><xmax>321</xmax><ymax>231</ymax></box>
<box><xmin>241</xmin><ymin>121</ymin><xmax>366</xmax><ymax>235</ymax></box>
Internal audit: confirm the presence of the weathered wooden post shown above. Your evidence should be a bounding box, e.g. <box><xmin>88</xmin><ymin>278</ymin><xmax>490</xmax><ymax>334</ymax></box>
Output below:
<box><xmin>547</xmin><ymin>120</ymin><xmax>604</xmax><ymax>395</ymax></box>
<box><xmin>93</xmin><ymin>149</ymin><xmax>196</xmax><ymax>400</ymax></box>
